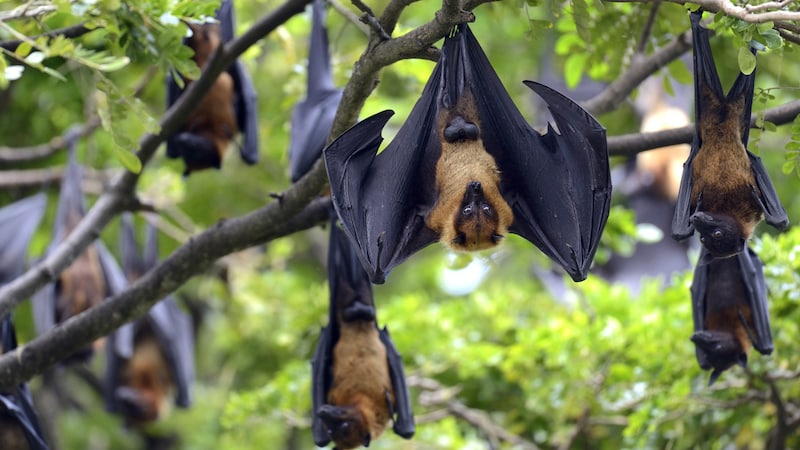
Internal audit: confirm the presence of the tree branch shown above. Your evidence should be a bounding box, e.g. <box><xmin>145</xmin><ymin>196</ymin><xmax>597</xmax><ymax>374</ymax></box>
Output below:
<box><xmin>0</xmin><ymin>117</ymin><xmax>101</xmax><ymax>163</ymax></box>
<box><xmin>0</xmin><ymin>197</ymin><xmax>331</xmax><ymax>389</ymax></box>
<box><xmin>582</xmin><ymin>28</ymin><xmax>692</xmax><ymax>116</ymax></box>
<box><xmin>607</xmin><ymin>99</ymin><xmax>800</xmax><ymax>157</ymax></box>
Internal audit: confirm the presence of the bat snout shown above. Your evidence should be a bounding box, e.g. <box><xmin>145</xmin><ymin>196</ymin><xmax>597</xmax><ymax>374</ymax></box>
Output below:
<box><xmin>443</xmin><ymin>116</ymin><xmax>479</xmax><ymax>142</ymax></box>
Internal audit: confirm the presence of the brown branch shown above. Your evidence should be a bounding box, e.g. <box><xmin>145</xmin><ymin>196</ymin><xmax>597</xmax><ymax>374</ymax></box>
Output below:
<box><xmin>0</xmin><ymin>117</ymin><xmax>101</xmax><ymax>163</ymax></box>
<box><xmin>0</xmin><ymin>197</ymin><xmax>332</xmax><ymax>389</ymax></box>
<box><xmin>0</xmin><ymin>23</ymin><xmax>92</xmax><ymax>52</ymax></box>
<box><xmin>0</xmin><ymin>167</ymin><xmax>116</xmax><ymax>190</ymax></box>
<box><xmin>410</xmin><ymin>376</ymin><xmax>541</xmax><ymax>450</ymax></box>
<box><xmin>0</xmin><ymin>2</ymin><xmax>57</xmax><ymax>22</ymax></box>
<box><xmin>582</xmin><ymin>28</ymin><xmax>692</xmax><ymax>116</ymax></box>
<box><xmin>608</xmin><ymin>99</ymin><xmax>800</xmax><ymax>157</ymax></box>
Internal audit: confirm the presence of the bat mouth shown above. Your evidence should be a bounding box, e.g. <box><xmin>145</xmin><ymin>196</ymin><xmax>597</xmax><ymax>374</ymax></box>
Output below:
<box><xmin>443</xmin><ymin>116</ymin><xmax>479</xmax><ymax>142</ymax></box>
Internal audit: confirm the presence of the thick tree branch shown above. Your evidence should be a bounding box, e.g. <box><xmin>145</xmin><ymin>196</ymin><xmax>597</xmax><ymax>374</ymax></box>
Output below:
<box><xmin>582</xmin><ymin>28</ymin><xmax>692</xmax><ymax>116</ymax></box>
<box><xmin>0</xmin><ymin>197</ymin><xmax>332</xmax><ymax>389</ymax></box>
<box><xmin>607</xmin><ymin>99</ymin><xmax>800</xmax><ymax>157</ymax></box>
<box><xmin>0</xmin><ymin>0</ymin><xmax>313</xmax><ymax>321</ymax></box>
<box><xmin>0</xmin><ymin>117</ymin><xmax>101</xmax><ymax>163</ymax></box>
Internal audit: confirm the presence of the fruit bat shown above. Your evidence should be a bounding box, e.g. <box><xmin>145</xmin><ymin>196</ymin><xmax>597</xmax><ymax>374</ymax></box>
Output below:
<box><xmin>105</xmin><ymin>214</ymin><xmax>195</xmax><ymax>426</ymax></box>
<box><xmin>166</xmin><ymin>0</ymin><xmax>259</xmax><ymax>176</ymax></box>
<box><xmin>31</xmin><ymin>142</ymin><xmax>127</xmax><ymax>362</ymax></box>
<box><xmin>690</xmin><ymin>246</ymin><xmax>772</xmax><ymax>386</ymax></box>
<box><xmin>324</xmin><ymin>24</ymin><xmax>611</xmax><ymax>284</ymax></box>
<box><xmin>0</xmin><ymin>196</ymin><xmax>49</xmax><ymax>450</ymax></box>
<box><xmin>311</xmin><ymin>215</ymin><xmax>414</xmax><ymax>448</ymax></box>
<box><xmin>288</xmin><ymin>0</ymin><xmax>343</xmax><ymax>182</ymax></box>
<box><xmin>0</xmin><ymin>317</ymin><xmax>49</xmax><ymax>450</ymax></box>
<box><xmin>672</xmin><ymin>11</ymin><xmax>788</xmax><ymax>259</ymax></box>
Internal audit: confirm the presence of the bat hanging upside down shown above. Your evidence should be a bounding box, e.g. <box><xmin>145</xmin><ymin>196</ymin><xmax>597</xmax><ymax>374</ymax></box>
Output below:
<box><xmin>324</xmin><ymin>23</ymin><xmax>611</xmax><ymax>284</ymax></box>
<box><xmin>672</xmin><ymin>11</ymin><xmax>788</xmax><ymax>259</ymax></box>
<box><xmin>311</xmin><ymin>215</ymin><xmax>414</xmax><ymax>449</ymax></box>
<box><xmin>166</xmin><ymin>0</ymin><xmax>259</xmax><ymax>176</ymax></box>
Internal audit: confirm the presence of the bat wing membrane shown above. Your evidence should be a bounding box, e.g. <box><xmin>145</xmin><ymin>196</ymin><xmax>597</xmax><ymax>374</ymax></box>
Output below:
<box><xmin>324</xmin><ymin>106</ymin><xmax>439</xmax><ymax>284</ymax></box>
<box><xmin>0</xmin><ymin>193</ymin><xmax>47</xmax><ymax>283</ymax></box>
<box><xmin>738</xmin><ymin>248</ymin><xmax>772</xmax><ymax>355</ymax></box>
<box><xmin>311</xmin><ymin>323</ymin><xmax>334</xmax><ymax>446</ymax></box>
<box><xmin>378</xmin><ymin>327</ymin><xmax>415</xmax><ymax>438</ymax></box>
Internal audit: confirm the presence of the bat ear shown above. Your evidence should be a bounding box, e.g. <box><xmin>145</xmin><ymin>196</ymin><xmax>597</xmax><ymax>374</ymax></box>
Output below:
<box><xmin>737</xmin><ymin>353</ymin><xmax>748</xmax><ymax>368</ymax></box>
<box><xmin>362</xmin><ymin>434</ymin><xmax>371</xmax><ymax>447</ymax></box>
<box><xmin>708</xmin><ymin>370</ymin><xmax>722</xmax><ymax>386</ymax></box>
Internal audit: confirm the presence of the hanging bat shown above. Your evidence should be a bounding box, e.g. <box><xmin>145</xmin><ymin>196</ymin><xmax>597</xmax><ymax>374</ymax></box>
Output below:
<box><xmin>104</xmin><ymin>214</ymin><xmax>194</xmax><ymax>426</ymax></box>
<box><xmin>0</xmin><ymin>317</ymin><xmax>50</xmax><ymax>450</ymax></box>
<box><xmin>31</xmin><ymin>140</ymin><xmax>127</xmax><ymax>363</ymax></box>
<box><xmin>690</xmin><ymin>246</ymin><xmax>772</xmax><ymax>385</ymax></box>
<box><xmin>288</xmin><ymin>0</ymin><xmax>343</xmax><ymax>182</ymax></box>
<box><xmin>324</xmin><ymin>24</ymin><xmax>610</xmax><ymax>284</ymax></box>
<box><xmin>166</xmin><ymin>0</ymin><xmax>259</xmax><ymax>176</ymax></box>
<box><xmin>0</xmin><ymin>196</ymin><xmax>49</xmax><ymax>450</ymax></box>
<box><xmin>672</xmin><ymin>11</ymin><xmax>788</xmax><ymax>259</ymax></box>
<box><xmin>311</xmin><ymin>214</ymin><xmax>414</xmax><ymax>449</ymax></box>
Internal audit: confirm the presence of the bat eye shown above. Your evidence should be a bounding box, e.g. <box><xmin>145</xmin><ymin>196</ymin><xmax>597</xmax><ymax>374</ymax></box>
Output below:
<box><xmin>462</xmin><ymin>205</ymin><xmax>474</xmax><ymax>216</ymax></box>
<box><xmin>712</xmin><ymin>230</ymin><xmax>723</xmax><ymax>239</ymax></box>
<box><xmin>481</xmin><ymin>204</ymin><xmax>493</xmax><ymax>216</ymax></box>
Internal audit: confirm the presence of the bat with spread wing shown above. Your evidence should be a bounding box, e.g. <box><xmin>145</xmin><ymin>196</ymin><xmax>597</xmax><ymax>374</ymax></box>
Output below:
<box><xmin>166</xmin><ymin>0</ymin><xmax>259</xmax><ymax>176</ymax></box>
<box><xmin>672</xmin><ymin>11</ymin><xmax>788</xmax><ymax>259</ymax></box>
<box><xmin>104</xmin><ymin>214</ymin><xmax>195</xmax><ymax>426</ymax></box>
<box><xmin>0</xmin><ymin>195</ymin><xmax>49</xmax><ymax>450</ymax></box>
<box><xmin>690</xmin><ymin>246</ymin><xmax>772</xmax><ymax>385</ymax></box>
<box><xmin>311</xmin><ymin>214</ymin><xmax>414</xmax><ymax>449</ymax></box>
<box><xmin>288</xmin><ymin>0</ymin><xmax>343</xmax><ymax>182</ymax></box>
<box><xmin>324</xmin><ymin>24</ymin><xmax>611</xmax><ymax>284</ymax></box>
<box><xmin>31</xmin><ymin>139</ymin><xmax>127</xmax><ymax>363</ymax></box>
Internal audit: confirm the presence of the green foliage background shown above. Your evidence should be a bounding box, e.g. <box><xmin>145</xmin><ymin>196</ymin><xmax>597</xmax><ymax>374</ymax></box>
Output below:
<box><xmin>1</xmin><ymin>0</ymin><xmax>799</xmax><ymax>448</ymax></box>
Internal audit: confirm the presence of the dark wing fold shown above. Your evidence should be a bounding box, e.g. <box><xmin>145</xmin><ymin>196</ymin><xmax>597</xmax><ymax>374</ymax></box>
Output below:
<box><xmin>289</xmin><ymin>0</ymin><xmax>343</xmax><ymax>181</ymax></box>
<box><xmin>229</xmin><ymin>60</ymin><xmax>260</xmax><ymax>165</ymax></box>
<box><xmin>324</xmin><ymin>108</ymin><xmax>439</xmax><ymax>284</ymax></box>
<box><xmin>310</xmin><ymin>323</ymin><xmax>333</xmax><ymax>446</ymax></box>
<box><xmin>379</xmin><ymin>327</ymin><xmax>415</xmax><ymax>439</ymax></box>
<box><xmin>690</xmin><ymin>248</ymin><xmax>711</xmax><ymax>369</ymax></box>
<box><xmin>0</xmin><ymin>194</ymin><xmax>47</xmax><ymax>284</ymax></box>
<box><xmin>148</xmin><ymin>297</ymin><xmax>195</xmax><ymax>407</ymax></box>
<box><xmin>738</xmin><ymin>247</ymin><xmax>772</xmax><ymax>355</ymax></box>
<box><xmin>749</xmin><ymin>154</ymin><xmax>789</xmax><ymax>229</ymax></box>
<box><xmin>450</xmin><ymin>25</ymin><xmax>610</xmax><ymax>281</ymax></box>
<box><xmin>0</xmin><ymin>317</ymin><xmax>49</xmax><ymax>450</ymax></box>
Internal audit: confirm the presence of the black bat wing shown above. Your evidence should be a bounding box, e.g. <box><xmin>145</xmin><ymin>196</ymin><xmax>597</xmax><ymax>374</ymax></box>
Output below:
<box><xmin>748</xmin><ymin>153</ymin><xmax>789</xmax><ymax>229</ymax></box>
<box><xmin>0</xmin><ymin>317</ymin><xmax>49</xmax><ymax>450</ymax></box>
<box><xmin>310</xmin><ymin>321</ymin><xmax>334</xmax><ymax>446</ymax></box>
<box><xmin>690</xmin><ymin>248</ymin><xmax>712</xmax><ymax>369</ymax></box>
<box><xmin>33</xmin><ymin>142</ymin><xmax>85</xmax><ymax>336</ymax></box>
<box><xmin>449</xmin><ymin>25</ymin><xmax>610</xmax><ymax>281</ymax></box>
<box><xmin>378</xmin><ymin>326</ymin><xmax>415</xmax><ymax>439</ymax></box>
<box><xmin>0</xmin><ymin>193</ymin><xmax>47</xmax><ymax>284</ymax></box>
<box><xmin>148</xmin><ymin>297</ymin><xmax>195</xmax><ymax>407</ymax></box>
<box><xmin>218</xmin><ymin>0</ymin><xmax>259</xmax><ymax>166</ymax></box>
<box><xmin>324</xmin><ymin>106</ymin><xmax>440</xmax><ymax>284</ymax></box>
<box><xmin>738</xmin><ymin>247</ymin><xmax>772</xmax><ymax>354</ymax></box>
<box><xmin>289</xmin><ymin>0</ymin><xmax>342</xmax><ymax>181</ymax></box>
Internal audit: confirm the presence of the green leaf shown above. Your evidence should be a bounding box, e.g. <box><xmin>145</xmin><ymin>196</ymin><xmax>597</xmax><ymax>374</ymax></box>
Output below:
<box><xmin>14</xmin><ymin>41</ymin><xmax>32</xmax><ymax>58</ymax></box>
<box><xmin>782</xmin><ymin>160</ymin><xmax>796</xmax><ymax>175</ymax></box>
<box><xmin>564</xmin><ymin>52</ymin><xmax>588</xmax><ymax>89</ymax></box>
<box><xmin>738</xmin><ymin>46</ymin><xmax>757</xmax><ymax>74</ymax></box>
<box><xmin>113</xmin><ymin>146</ymin><xmax>142</xmax><ymax>173</ymax></box>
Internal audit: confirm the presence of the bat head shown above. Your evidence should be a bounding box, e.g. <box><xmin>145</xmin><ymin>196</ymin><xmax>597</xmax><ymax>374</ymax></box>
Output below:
<box><xmin>449</xmin><ymin>181</ymin><xmax>507</xmax><ymax>251</ymax></box>
<box><xmin>173</xmin><ymin>132</ymin><xmax>223</xmax><ymax>175</ymax></box>
<box><xmin>186</xmin><ymin>21</ymin><xmax>222</xmax><ymax>68</ymax></box>
<box><xmin>691</xmin><ymin>212</ymin><xmax>745</xmax><ymax>258</ymax></box>
<box><xmin>317</xmin><ymin>404</ymin><xmax>371</xmax><ymax>449</ymax></box>
<box><xmin>691</xmin><ymin>330</ymin><xmax>747</xmax><ymax>385</ymax></box>
<box><xmin>117</xmin><ymin>334</ymin><xmax>175</xmax><ymax>426</ymax></box>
